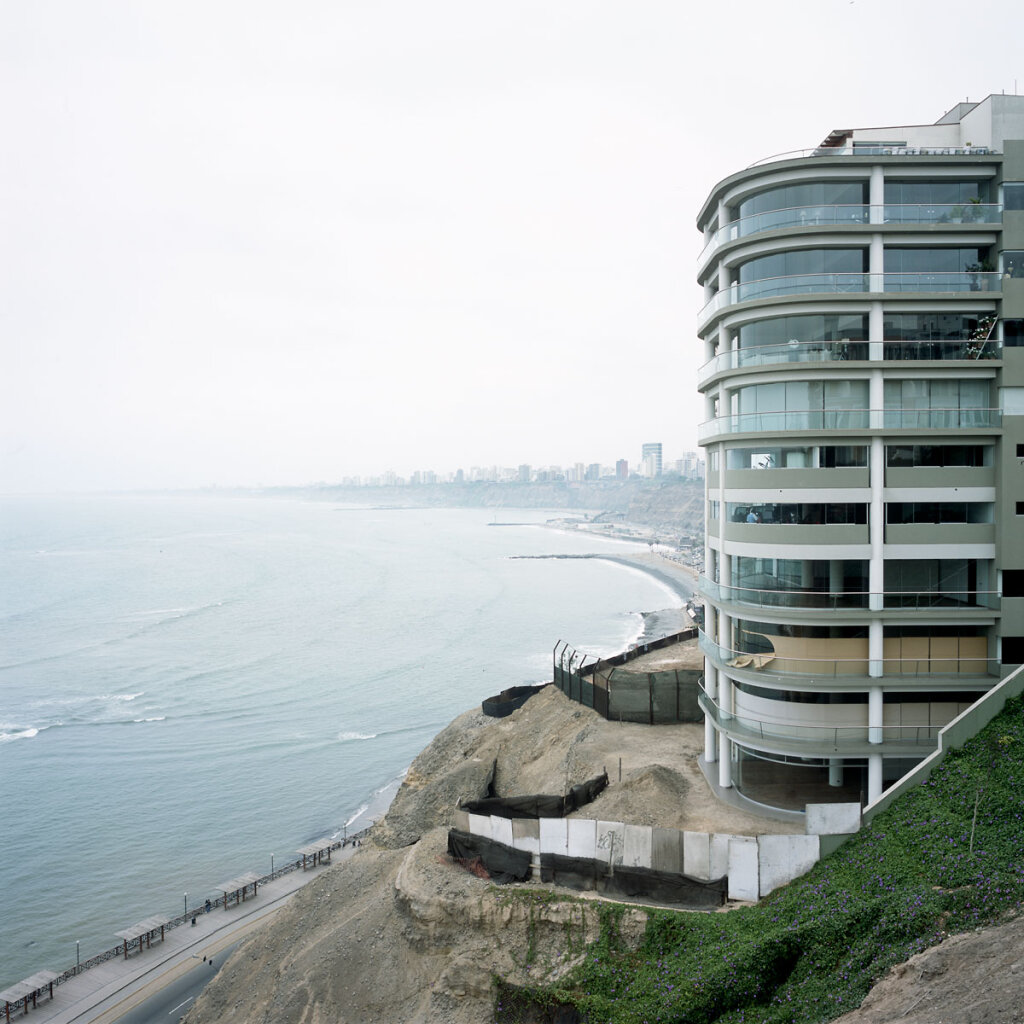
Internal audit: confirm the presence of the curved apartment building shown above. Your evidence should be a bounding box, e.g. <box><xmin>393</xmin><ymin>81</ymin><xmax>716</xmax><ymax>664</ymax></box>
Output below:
<box><xmin>697</xmin><ymin>95</ymin><xmax>1024</xmax><ymax>814</ymax></box>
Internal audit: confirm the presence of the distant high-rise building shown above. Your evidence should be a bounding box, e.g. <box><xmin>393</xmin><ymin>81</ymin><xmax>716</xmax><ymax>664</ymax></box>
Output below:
<box><xmin>616</xmin><ymin>459</ymin><xmax>629</xmax><ymax>480</ymax></box>
<box><xmin>518</xmin><ymin>464</ymin><xmax>531</xmax><ymax>483</ymax></box>
<box><xmin>641</xmin><ymin>442</ymin><xmax>663</xmax><ymax>477</ymax></box>
<box><xmin>586</xmin><ymin>462</ymin><xmax>601</xmax><ymax>481</ymax></box>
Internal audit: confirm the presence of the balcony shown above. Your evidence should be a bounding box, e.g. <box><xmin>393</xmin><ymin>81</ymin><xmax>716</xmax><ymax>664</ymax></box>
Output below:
<box><xmin>697</xmin><ymin>337</ymin><xmax>1001</xmax><ymax>386</ymax></box>
<box><xmin>698</xmin><ymin>691</ymin><xmax>941</xmax><ymax>756</ymax></box>
<box><xmin>699</xmin><ymin>203</ymin><xmax>1001</xmax><ymax>264</ymax></box>
<box><xmin>697</xmin><ymin>575</ymin><xmax>1001</xmax><ymax>612</ymax></box>
<box><xmin>698</xmin><ymin>273</ymin><xmax>1001</xmax><ymax>329</ymax></box>
<box><xmin>697</xmin><ymin>407</ymin><xmax>1000</xmax><ymax>442</ymax></box>
<box><xmin>698</xmin><ymin>631</ymin><xmax>998</xmax><ymax>683</ymax></box>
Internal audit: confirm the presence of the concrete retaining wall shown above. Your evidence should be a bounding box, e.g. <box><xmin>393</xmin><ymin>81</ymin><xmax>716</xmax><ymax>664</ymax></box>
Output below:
<box><xmin>455</xmin><ymin>809</ymin><xmax>848</xmax><ymax>901</ymax></box>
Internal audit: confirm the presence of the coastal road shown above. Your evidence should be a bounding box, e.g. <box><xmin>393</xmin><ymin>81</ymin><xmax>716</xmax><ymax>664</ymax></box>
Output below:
<box><xmin>29</xmin><ymin>846</ymin><xmax>359</xmax><ymax>1024</ymax></box>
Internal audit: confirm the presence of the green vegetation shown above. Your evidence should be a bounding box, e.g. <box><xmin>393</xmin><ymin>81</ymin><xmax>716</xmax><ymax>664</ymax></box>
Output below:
<box><xmin>495</xmin><ymin>698</ymin><xmax>1024</xmax><ymax>1024</ymax></box>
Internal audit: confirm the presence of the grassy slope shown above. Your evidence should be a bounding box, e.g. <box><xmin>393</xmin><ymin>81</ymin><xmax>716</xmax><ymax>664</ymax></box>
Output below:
<box><xmin>498</xmin><ymin>697</ymin><xmax>1024</xmax><ymax>1024</ymax></box>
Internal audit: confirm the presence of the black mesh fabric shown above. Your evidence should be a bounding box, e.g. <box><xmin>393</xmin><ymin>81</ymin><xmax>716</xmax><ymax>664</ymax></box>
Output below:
<box><xmin>447</xmin><ymin>828</ymin><xmax>532</xmax><ymax>883</ymax></box>
<box><xmin>540</xmin><ymin>854</ymin><xmax>726</xmax><ymax>908</ymax></box>
<box><xmin>460</xmin><ymin>772</ymin><xmax>609</xmax><ymax>819</ymax></box>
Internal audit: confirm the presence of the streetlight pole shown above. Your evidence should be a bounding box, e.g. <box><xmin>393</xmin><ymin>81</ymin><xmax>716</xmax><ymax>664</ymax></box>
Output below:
<box><xmin>76</xmin><ymin>941</ymin><xmax>80</xmax><ymax>974</ymax></box>
<box><xmin>271</xmin><ymin>854</ymin><xmax>274</xmax><ymax>876</ymax></box>
<box><xmin>184</xmin><ymin>892</ymin><xmax>188</xmax><ymax>917</ymax></box>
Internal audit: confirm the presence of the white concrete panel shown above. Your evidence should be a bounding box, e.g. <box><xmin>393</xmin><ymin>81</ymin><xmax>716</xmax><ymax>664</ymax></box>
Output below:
<box><xmin>711</xmin><ymin>833</ymin><xmax>743</xmax><ymax>880</ymax></box>
<box><xmin>539</xmin><ymin>817</ymin><xmax>568</xmax><ymax>856</ymax></box>
<box><xmin>683</xmin><ymin>831</ymin><xmax>712</xmax><ymax>880</ymax></box>
<box><xmin>597</xmin><ymin>820</ymin><xmax>625</xmax><ymax>867</ymax></box>
<box><xmin>758</xmin><ymin>835</ymin><xmax>821</xmax><ymax>897</ymax></box>
<box><xmin>727</xmin><ymin>838</ymin><xmax>759</xmax><ymax>902</ymax></box>
<box><xmin>468</xmin><ymin>813</ymin><xmax>491</xmax><ymax>837</ymax></box>
<box><xmin>805</xmin><ymin>803</ymin><xmax>861</xmax><ymax>836</ymax></box>
<box><xmin>622</xmin><ymin>825</ymin><xmax>654</xmax><ymax>868</ymax></box>
<box><xmin>511</xmin><ymin>818</ymin><xmax>540</xmax><ymax>855</ymax></box>
<box><xmin>491</xmin><ymin>816</ymin><xmax>514</xmax><ymax>848</ymax></box>
<box><xmin>567</xmin><ymin>818</ymin><xmax>598</xmax><ymax>860</ymax></box>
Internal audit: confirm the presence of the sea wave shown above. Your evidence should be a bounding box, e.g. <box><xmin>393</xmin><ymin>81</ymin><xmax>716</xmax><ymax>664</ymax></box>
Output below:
<box><xmin>337</xmin><ymin>731</ymin><xmax>377</xmax><ymax>742</ymax></box>
<box><xmin>0</xmin><ymin>726</ymin><xmax>40</xmax><ymax>743</ymax></box>
<box><xmin>133</xmin><ymin>716</ymin><xmax>166</xmax><ymax>723</ymax></box>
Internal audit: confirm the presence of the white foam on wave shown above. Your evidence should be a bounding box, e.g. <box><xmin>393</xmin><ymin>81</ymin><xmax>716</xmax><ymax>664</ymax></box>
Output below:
<box><xmin>337</xmin><ymin>731</ymin><xmax>377</xmax><ymax>742</ymax></box>
<box><xmin>107</xmin><ymin>692</ymin><xmax>144</xmax><ymax>702</ymax></box>
<box><xmin>0</xmin><ymin>727</ymin><xmax>39</xmax><ymax>743</ymax></box>
<box><xmin>133</xmin><ymin>716</ymin><xmax>166</xmax><ymax>723</ymax></box>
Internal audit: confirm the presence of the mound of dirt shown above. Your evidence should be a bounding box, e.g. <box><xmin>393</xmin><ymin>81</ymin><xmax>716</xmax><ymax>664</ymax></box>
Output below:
<box><xmin>833</xmin><ymin>912</ymin><xmax>1024</xmax><ymax>1024</ymax></box>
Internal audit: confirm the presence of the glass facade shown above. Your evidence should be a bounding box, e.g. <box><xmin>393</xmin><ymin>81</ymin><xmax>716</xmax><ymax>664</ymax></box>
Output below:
<box><xmin>884</xmin><ymin>181</ymin><xmax>989</xmax><ymax>204</ymax></box>
<box><xmin>737</xmin><ymin>181</ymin><xmax>866</xmax><ymax>220</ymax></box>
<box><xmin>739</xmin><ymin>248</ymin><xmax>866</xmax><ymax>283</ymax></box>
<box><xmin>736</xmin><ymin>313</ymin><xmax>867</xmax><ymax>349</ymax></box>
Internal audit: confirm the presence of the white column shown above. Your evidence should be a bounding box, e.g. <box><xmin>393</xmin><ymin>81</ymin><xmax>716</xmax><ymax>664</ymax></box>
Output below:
<box><xmin>868</xmin><ymin>165</ymin><xmax>885</xmax><ymax>223</ymax></box>
<box><xmin>829</xmin><ymin>758</ymin><xmax>844</xmax><ymax>787</ymax></box>
<box><xmin>718</xmin><ymin>673</ymin><xmax>733</xmax><ymax>789</ymax></box>
<box><xmin>704</xmin><ymin>659</ymin><xmax>718</xmax><ymax>763</ymax></box>
<box><xmin>869</xmin><ymin>300</ymin><xmax>884</xmax><ymax>360</ymax></box>
<box><xmin>868</xmin><ymin>754</ymin><xmax>883</xmax><ymax>803</ymax></box>
<box><xmin>869</xmin><ymin>433</ymin><xmax>885</xmax><ymax>609</ymax></box>
<box><xmin>868</xmin><ymin>685</ymin><xmax>883</xmax><ymax>743</ymax></box>
<box><xmin>869</xmin><ymin>233</ymin><xmax>884</xmax><ymax>292</ymax></box>
<box><xmin>869</xmin><ymin>620</ymin><xmax>884</xmax><ymax>678</ymax></box>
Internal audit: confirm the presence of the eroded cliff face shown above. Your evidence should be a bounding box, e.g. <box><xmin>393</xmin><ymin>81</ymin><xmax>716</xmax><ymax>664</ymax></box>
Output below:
<box><xmin>186</xmin><ymin>827</ymin><xmax>647</xmax><ymax>1024</ymax></box>
<box><xmin>184</xmin><ymin>686</ymin><xmax>785</xmax><ymax>1024</ymax></box>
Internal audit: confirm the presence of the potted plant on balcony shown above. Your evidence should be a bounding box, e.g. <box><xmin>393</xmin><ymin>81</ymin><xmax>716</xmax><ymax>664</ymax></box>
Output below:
<box><xmin>963</xmin><ymin>197</ymin><xmax>985</xmax><ymax>223</ymax></box>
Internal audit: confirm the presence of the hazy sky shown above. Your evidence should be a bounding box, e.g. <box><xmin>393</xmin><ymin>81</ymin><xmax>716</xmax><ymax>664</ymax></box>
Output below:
<box><xmin>2</xmin><ymin>0</ymin><xmax>1021</xmax><ymax>492</ymax></box>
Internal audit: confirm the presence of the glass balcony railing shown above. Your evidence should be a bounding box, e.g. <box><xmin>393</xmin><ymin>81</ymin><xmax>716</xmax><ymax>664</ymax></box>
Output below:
<box><xmin>698</xmin><ymin>691</ymin><xmax>941</xmax><ymax>751</ymax></box>
<box><xmin>699</xmin><ymin>273</ymin><xmax>1001</xmax><ymax>325</ymax></box>
<box><xmin>697</xmin><ymin>407</ymin><xmax>1000</xmax><ymax>441</ymax></box>
<box><xmin>697</xmin><ymin>632</ymin><xmax>999</xmax><ymax>680</ymax></box>
<box><xmin>698</xmin><ymin>203</ymin><xmax>1001</xmax><ymax>263</ymax></box>
<box><xmin>745</xmin><ymin>145</ymin><xmax>997</xmax><ymax>169</ymax></box>
<box><xmin>697</xmin><ymin>337</ymin><xmax>1001</xmax><ymax>382</ymax></box>
<box><xmin>882</xmin><ymin>203</ymin><xmax>1001</xmax><ymax>224</ymax></box>
<box><xmin>697</xmin><ymin>576</ymin><xmax>1001</xmax><ymax>612</ymax></box>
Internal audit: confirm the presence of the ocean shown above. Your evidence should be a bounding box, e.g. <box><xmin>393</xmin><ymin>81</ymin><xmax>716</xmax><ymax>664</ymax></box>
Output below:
<box><xmin>0</xmin><ymin>495</ymin><xmax>682</xmax><ymax>986</ymax></box>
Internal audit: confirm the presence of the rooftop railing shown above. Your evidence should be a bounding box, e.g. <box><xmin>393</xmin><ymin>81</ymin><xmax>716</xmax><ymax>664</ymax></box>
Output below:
<box><xmin>745</xmin><ymin>145</ymin><xmax>997</xmax><ymax>169</ymax></box>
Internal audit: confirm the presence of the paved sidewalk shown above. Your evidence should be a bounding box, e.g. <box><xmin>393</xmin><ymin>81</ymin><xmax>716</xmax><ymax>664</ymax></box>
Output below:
<box><xmin>24</xmin><ymin>847</ymin><xmax>357</xmax><ymax>1024</ymax></box>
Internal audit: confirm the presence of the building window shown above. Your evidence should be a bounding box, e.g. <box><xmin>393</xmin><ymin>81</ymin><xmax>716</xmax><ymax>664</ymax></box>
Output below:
<box><xmin>1004</xmin><ymin>571</ymin><xmax>1024</xmax><ymax>599</ymax></box>
<box><xmin>737</xmin><ymin>181</ymin><xmax>866</xmax><ymax>221</ymax></box>
<box><xmin>883</xmin><ymin>312</ymin><xmax>989</xmax><ymax>340</ymax></box>
<box><xmin>736</xmin><ymin>313</ymin><xmax>867</xmax><ymax>349</ymax></box>
<box><xmin>885</xmin><ymin>444</ymin><xmax>989</xmax><ymax>468</ymax></box>
<box><xmin>885</xmin><ymin>181</ymin><xmax>990</xmax><ymax>205</ymax></box>
<box><xmin>1003</xmin><ymin>251</ymin><xmax>1024</xmax><ymax>278</ymax></box>
<box><xmin>1004</xmin><ymin>183</ymin><xmax>1024</xmax><ymax>211</ymax></box>
<box><xmin>1005</xmin><ymin>320</ymin><xmax>1024</xmax><ymax>347</ymax></box>
<box><xmin>885</xmin><ymin>503</ymin><xmax>991</xmax><ymax>525</ymax></box>
<box><xmin>1017</xmin><ymin>502</ymin><xmax>1024</xmax><ymax>516</ymax></box>
<box><xmin>1003</xmin><ymin>637</ymin><xmax>1024</xmax><ymax>664</ymax></box>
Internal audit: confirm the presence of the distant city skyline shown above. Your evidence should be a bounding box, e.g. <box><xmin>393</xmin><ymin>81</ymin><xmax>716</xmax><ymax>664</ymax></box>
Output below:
<box><xmin>326</xmin><ymin>445</ymin><xmax>704</xmax><ymax>488</ymax></box>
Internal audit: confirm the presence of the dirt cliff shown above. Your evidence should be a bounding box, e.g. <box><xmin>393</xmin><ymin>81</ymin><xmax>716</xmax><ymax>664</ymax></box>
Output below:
<box><xmin>184</xmin><ymin>685</ymin><xmax>786</xmax><ymax>1024</ymax></box>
